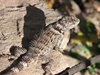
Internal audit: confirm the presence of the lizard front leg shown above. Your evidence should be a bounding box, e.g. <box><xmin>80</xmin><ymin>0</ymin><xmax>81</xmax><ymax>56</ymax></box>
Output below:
<box><xmin>10</xmin><ymin>46</ymin><xmax>27</xmax><ymax>57</ymax></box>
<box><xmin>42</xmin><ymin>59</ymin><xmax>54</xmax><ymax>75</ymax></box>
<box><xmin>54</xmin><ymin>31</ymin><xmax>70</xmax><ymax>52</ymax></box>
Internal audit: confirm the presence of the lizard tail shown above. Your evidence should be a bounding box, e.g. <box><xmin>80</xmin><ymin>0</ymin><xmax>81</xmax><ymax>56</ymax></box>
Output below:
<box><xmin>3</xmin><ymin>61</ymin><xmax>28</xmax><ymax>75</ymax></box>
<box><xmin>3</xmin><ymin>53</ymin><xmax>36</xmax><ymax>75</ymax></box>
<box><xmin>3</xmin><ymin>51</ymin><xmax>37</xmax><ymax>75</ymax></box>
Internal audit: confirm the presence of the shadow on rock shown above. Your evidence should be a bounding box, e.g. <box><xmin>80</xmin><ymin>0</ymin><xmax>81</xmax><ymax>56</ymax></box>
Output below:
<box><xmin>22</xmin><ymin>5</ymin><xmax>46</xmax><ymax>49</ymax></box>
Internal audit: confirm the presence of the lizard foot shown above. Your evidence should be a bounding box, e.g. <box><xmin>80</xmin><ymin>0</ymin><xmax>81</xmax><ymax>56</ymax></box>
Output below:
<box><xmin>42</xmin><ymin>59</ymin><xmax>54</xmax><ymax>75</ymax></box>
<box><xmin>43</xmin><ymin>69</ymin><xmax>53</xmax><ymax>75</ymax></box>
<box><xmin>10</xmin><ymin>46</ymin><xmax>27</xmax><ymax>57</ymax></box>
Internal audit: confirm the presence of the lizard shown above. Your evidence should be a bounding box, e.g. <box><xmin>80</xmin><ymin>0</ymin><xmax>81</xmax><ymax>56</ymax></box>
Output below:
<box><xmin>2</xmin><ymin>16</ymin><xmax>80</xmax><ymax>75</ymax></box>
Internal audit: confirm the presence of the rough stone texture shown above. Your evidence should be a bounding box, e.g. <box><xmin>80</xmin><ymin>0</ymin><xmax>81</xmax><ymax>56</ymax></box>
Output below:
<box><xmin>0</xmin><ymin>7</ymin><xmax>25</xmax><ymax>54</ymax></box>
<box><xmin>0</xmin><ymin>58</ymin><xmax>10</xmax><ymax>72</ymax></box>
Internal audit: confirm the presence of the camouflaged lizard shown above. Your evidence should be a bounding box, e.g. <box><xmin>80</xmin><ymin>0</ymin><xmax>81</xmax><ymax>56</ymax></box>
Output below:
<box><xmin>3</xmin><ymin>16</ymin><xmax>80</xmax><ymax>75</ymax></box>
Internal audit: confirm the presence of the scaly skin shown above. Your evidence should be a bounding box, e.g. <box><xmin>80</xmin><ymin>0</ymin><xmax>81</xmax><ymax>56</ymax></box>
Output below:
<box><xmin>3</xmin><ymin>16</ymin><xmax>80</xmax><ymax>75</ymax></box>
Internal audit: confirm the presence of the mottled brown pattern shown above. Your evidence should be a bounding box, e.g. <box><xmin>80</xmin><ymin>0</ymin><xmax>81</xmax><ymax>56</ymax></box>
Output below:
<box><xmin>3</xmin><ymin>16</ymin><xmax>79</xmax><ymax>75</ymax></box>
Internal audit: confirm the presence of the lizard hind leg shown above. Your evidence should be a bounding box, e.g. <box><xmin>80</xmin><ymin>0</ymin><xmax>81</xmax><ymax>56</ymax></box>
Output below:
<box><xmin>10</xmin><ymin>46</ymin><xmax>27</xmax><ymax>57</ymax></box>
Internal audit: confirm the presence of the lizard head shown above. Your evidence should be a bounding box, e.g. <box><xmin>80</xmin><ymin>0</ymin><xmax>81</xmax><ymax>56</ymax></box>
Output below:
<box><xmin>60</xmin><ymin>16</ymin><xmax>80</xmax><ymax>30</ymax></box>
<box><xmin>52</xmin><ymin>16</ymin><xmax>80</xmax><ymax>33</ymax></box>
